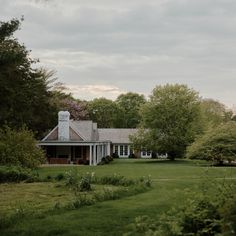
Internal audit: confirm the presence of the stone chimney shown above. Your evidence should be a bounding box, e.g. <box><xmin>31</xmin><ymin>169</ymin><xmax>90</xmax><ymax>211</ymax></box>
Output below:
<box><xmin>58</xmin><ymin>111</ymin><xmax>70</xmax><ymax>141</ymax></box>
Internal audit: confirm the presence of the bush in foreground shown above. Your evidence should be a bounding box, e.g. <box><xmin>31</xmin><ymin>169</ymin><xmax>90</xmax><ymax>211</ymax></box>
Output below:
<box><xmin>124</xmin><ymin>180</ymin><xmax>236</xmax><ymax>236</ymax></box>
<box><xmin>0</xmin><ymin>126</ymin><xmax>45</xmax><ymax>168</ymax></box>
<box><xmin>0</xmin><ymin>166</ymin><xmax>37</xmax><ymax>183</ymax></box>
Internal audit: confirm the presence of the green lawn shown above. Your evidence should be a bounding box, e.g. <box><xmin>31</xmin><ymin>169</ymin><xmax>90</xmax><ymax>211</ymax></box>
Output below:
<box><xmin>1</xmin><ymin>159</ymin><xmax>236</xmax><ymax>236</ymax></box>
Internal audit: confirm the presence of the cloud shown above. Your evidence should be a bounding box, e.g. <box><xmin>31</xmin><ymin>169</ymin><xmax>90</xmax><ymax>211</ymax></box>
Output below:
<box><xmin>64</xmin><ymin>84</ymin><xmax>126</xmax><ymax>100</ymax></box>
<box><xmin>1</xmin><ymin>0</ymin><xmax>236</xmax><ymax>107</ymax></box>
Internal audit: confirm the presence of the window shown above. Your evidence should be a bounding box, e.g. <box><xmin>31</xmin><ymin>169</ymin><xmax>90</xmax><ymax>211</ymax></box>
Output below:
<box><xmin>141</xmin><ymin>149</ymin><xmax>152</xmax><ymax>158</ymax></box>
<box><xmin>114</xmin><ymin>145</ymin><xmax>119</xmax><ymax>155</ymax></box>
<box><xmin>120</xmin><ymin>145</ymin><xmax>124</xmax><ymax>156</ymax></box>
<box><xmin>124</xmin><ymin>145</ymin><xmax>128</xmax><ymax>156</ymax></box>
<box><xmin>115</xmin><ymin>145</ymin><xmax>130</xmax><ymax>157</ymax></box>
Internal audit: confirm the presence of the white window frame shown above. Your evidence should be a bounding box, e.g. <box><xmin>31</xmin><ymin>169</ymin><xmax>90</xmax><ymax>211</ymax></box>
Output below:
<box><xmin>141</xmin><ymin>149</ymin><xmax>152</xmax><ymax>158</ymax></box>
<box><xmin>113</xmin><ymin>144</ymin><xmax>130</xmax><ymax>158</ymax></box>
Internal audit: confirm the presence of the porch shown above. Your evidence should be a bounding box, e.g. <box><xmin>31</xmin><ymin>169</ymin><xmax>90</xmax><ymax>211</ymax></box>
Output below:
<box><xmin>39</xmin><ymin>141</ymin><xmax>111</xmax><ymax>166</ymax></box>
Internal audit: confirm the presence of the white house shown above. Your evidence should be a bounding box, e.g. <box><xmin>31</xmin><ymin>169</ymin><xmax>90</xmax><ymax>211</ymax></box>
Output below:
<box><xmin>38</xmin><ymin>111</ymin><xmax>153</xmax><ymax>165</ymax></box>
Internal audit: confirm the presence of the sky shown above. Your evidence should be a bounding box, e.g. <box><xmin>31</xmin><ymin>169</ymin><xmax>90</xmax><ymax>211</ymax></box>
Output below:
<box><xmin>1</xmin><ymin>0</ymin><xmax>236</xmax><ymax>108</ymax></box>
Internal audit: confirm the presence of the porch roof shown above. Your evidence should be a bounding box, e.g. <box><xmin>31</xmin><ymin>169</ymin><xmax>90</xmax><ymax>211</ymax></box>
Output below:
<box><xmin>38</xmin><ymin>140</ymin><xmax>110</xmax><ymax>146</ymax></box>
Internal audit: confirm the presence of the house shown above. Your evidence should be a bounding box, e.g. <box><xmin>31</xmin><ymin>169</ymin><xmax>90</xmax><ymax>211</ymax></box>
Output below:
<box><xmin>38</xmin><ymin>111</ymin><xmax>152</xmax><ymax>165</ymax></box>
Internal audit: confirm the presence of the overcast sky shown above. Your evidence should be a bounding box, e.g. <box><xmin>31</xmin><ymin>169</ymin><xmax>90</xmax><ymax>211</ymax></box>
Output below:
<box><xmin>1</xmin><ymin>0</ymin><xmax>236</xmax><ymax>107</ymax></box>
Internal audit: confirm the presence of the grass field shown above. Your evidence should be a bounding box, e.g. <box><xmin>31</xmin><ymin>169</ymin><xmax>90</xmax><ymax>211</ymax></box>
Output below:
<box><xmin>1</xmin><ymin>159</ymin><xmax>236</xmax><ymax>236</ymax></box>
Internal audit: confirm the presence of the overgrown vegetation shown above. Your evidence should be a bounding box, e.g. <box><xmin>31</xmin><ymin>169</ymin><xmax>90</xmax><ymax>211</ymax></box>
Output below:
<box><xmin>124</xmin><ymin>178</ymin><xmax>236</xmax><ymax>236</ymax></box>
<box><xmin>0</xmin><ymin>167</ymin><xmax>152</xmax><ymax>232</ymax></box>
<box><xmin>1</xmin><ymin>159</ymin><xmax>236</xmax><ymax>235</ymax></box>
<box><xmin>0</xmin><ymin>126</ymin><xmax>45</xmax><ymax>168</ymax></box>
<box><xmin>0</xmin><ymin>166</ymin><xmax>36</xmax><ymax>183</ymax></box>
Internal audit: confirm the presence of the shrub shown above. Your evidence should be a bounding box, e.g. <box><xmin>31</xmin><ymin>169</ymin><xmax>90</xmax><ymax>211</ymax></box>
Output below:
<box><xmin>0</xmin><ymin>166</ymin><xmax>36</xmax><ymax>183</ymax></box>
<box><xmin>112</xmin><ymin>153</ymin><xmax>119</xmax><ymax>158</ymax></box>
<box><xmin>0</xmin><ymin>126</ymin><xmax>45</xmax><ymax>168</ymax></box>
<box><xmin>70</xmin><ymin>194</ymin><xmax>95</xmax><ymax>209</ymax></box>
<box><xmin>55</xmin><ymin>173</ymin><xmax>64</xmax><ymax>181</ymax></box>
<box><xmin>65</xmin><ymin>169</ymin><xmax>79</xmax><ymax>186</ymax></box>
<box><xmin>99</xmin><ymin>156</ymin><xmax>113</xmax><ymax>165</ymax></box>
<box><xmin>124</xmin><ymin>215</ymin><xmax>159</xmax><ymax>236</ymax></box>
<box><xmin>187</xmin><ymin>122</ymin><xmax>236</xmax><ymax>164</ymax></box>
<box><xmin>125</xmin><ymin>197</ymin><xmax>222</xmax><ymax>236</ymax></box>
<box><xmin>128</xmin><ymin>153</ymin><xmax>136</xmax><ymax>158</ymax></box>
<box><xmin>101</xmin><ymin>156</ymin><xmax>109</xmax><ymax>164</ymax></box>
<box><xmin>94</xmin><ymin>187</ymin><xmax>117</xmax><ymax>201</ymax></box>
<box><xmin>99</xmin><ymin>174</ymin><xmax>135</xmax><ymax>186</ymax></box>
<box><xmin>106</xmin><ymin>155</ymin><xmax>113</xmax><ymax>161</ymax></box>
<box><xmin>180</xmin><ymin>197</ymin><xmax>221</xmax><ymax>235</ymax></box>
<box><xmin>79</xmin><ymin>175</ymin><xmax>92</xmax><ymax>192</ymax></box>
<box><xmin>125</xmin><ymin>180</ymin><xmax>236</xmax><ymax>236</ymax></box>
<box><xmin>65</xmin><ymin>170</ymin><xmax>93</xmax><ymax>193</ymax></box>
<box><xmin>138</xmin><ymin>175</ymin><xmax>152</xmax><ymax>188</ymax></box>
<box><xmin>220</xmin><ymin>194</ymin><xmax>236</xmax><ymax>235</ymax></box>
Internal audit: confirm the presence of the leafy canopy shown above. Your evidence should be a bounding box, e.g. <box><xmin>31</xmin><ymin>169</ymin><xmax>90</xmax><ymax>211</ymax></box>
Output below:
<box><xmin>186</xmin><ymin>121</ymin><xmax>236</xmax><ymax>164</ymax></box>
<box><xmin>131</xmin><ymin>84</ymin><xmax>201</xmax><ymax>159</ymax></box>
<box><xmin>200</xmin><ymin>98</ymin><xmax>233</xmax><ymax>130</ymax></box>
<box><xmin>0</xmin><ymin>18</ymin><xmax>58</xmax><ymax>138</ymax></box>
<box><xmin>0</xmin><ymin>126</ymin><xmax>45</xmax><ymax>168</ymax></box>
<box><xmin>88</xmin><ymin>98</ymin><xmax>121</xmax><ymax>128</ymax></box>
<box><xmin>116</xmin><ymin>92</ymin><xmax>146</xmax><ymax>128</ymax></box>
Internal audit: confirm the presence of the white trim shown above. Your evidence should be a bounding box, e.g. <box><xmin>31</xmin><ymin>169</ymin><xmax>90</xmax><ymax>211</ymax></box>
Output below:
<box><xmin>38</xmin><ymin>141</ymin><xmax>109</xmax><ymax>146</ymax></box>
<box><xmin>89</xmin><ymin>145</ymin><xmax>92</xmax><ymax>165</ymax></box>
<box><xmin>141</xmin><ymin>149</ymin><xmax>152</xmax><ymax>158</ymax></box>
<box><xmin>42</xmin><ymin>125</ymin><xmax>58</xmax><ymax>141</ymax></box>
<box><xmin>112</xmin><ymin>144</ymin><xmax>131</xmax><ymax>158</ymax></box>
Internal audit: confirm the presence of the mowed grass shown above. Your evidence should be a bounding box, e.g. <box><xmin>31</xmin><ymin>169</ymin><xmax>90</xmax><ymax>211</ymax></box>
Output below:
<box><xmin>1</xmin><ymin>159</ymin><xmax>236</xmax><ymax>236</ymax></box>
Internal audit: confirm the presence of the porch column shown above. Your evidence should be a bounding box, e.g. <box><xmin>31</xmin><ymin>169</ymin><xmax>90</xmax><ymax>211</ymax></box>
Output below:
<box><xmin>104</xmin><ymin>144</ymin><xmax>107</xmax><ymax>156</ymax></box>
<box><xmin>128</xmin><ymin>145</ymin><xmax>130</xmax><ymax>156</ymax></box>
<box><xmin>98</xmin><ymin>145</ymin><xmax>101</xmax><ymax>163</ymax></box>
<box><xmin>89</xmin><ymin>145</ymin><xmax>92</xmax><ymax>166</ymax></box>
<box><xmin>107</xmin><ymin>143</ymin><xmax>111</xmax><ymax>156</ymax></box>
<box><xmin>93</xmin><ymin>144</ymin><xmax>97</xmax><ymax>166</ymax></box>
<box><xmin>102</xmin><ymin>145</ymin><xmax>104</xmax><ymax>158</ymax></box>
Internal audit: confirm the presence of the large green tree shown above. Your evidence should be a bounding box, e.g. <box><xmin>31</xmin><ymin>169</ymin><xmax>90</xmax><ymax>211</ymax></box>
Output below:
<box><xmin>88</xmin><ymin>98</ymin><xmax>121</xmax><ymax>128</ymax></box>
<box><xmin>132</xmin><ymin>84</ymin><xmax>201</xmax><ymax>159</ymax></box>
<box><xmin>0</xmin><ymin>18</ymin><xmax>57</xmax><ymax>138</ymax></box>
<box><xmin>116</xmin><ymin>92</ymin><xmax>146</xmax><ymax>128</ymax></box>
<box><xmin>200</xmin><ymin>98</ymin><xmax>233</xmax><ymax>130</ymax></box>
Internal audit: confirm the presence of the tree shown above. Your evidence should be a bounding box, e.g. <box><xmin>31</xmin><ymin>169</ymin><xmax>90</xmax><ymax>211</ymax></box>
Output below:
<box><xmin>62</xmin><ymin>99</ymin><xmax>89</xmax><ymax>120</ymax></box>
<box><xmin>186</xmin><ymin>121</ymin><xmax>236</xmax><ymax>165</ymax></box>
<box><xmin>0</xmin><ymin>126</ymin><xmax>45</xmax><ymax>168</ymax></box>
<box><xmin>0</xmin><ymin>18</ymin><xmax>58</xmax><ymax>138</ymax></box>
<box><xmin>132</xmin><ymin>84</ymin><xmax>201</xmax><ymax>160</ymax></box>
<box><xmin>50</xmin><ymin>86</ymin><xmax>89</xmax><ymax>121</ymax></box>
<box><xmin>88</xmin><ymin>98</ymin><xmax>121</xmax><ymax>128</ymax></box>
<box><xmin>200</xmin><ymin>99</ymin><xmax>233</xmax><ymax>129</ymax></box>
<box><xmin>116</xmin><ymin>92</ymin><xmax>146</xmax><ymax>128</ymax></box>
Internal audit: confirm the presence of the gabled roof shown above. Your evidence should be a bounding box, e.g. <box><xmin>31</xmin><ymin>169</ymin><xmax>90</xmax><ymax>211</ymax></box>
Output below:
<box><xmin>98</xmin><ymin>128</ymin><xmax>137</xmax><ymax>143</ymax></box>
<box><xmin>42</xmin><ymin>120</ymin><xmax>99</xmax><ymax>142</ymax></box>
<box><xmin>70</xmin><ymin>120</ymin><xmax>98</xmax><ymax>141</ymax></box>
<box><xmin>41</xmin><ymin>119</ymin><xmax>137</xmax><ymax>144</ymax></box>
